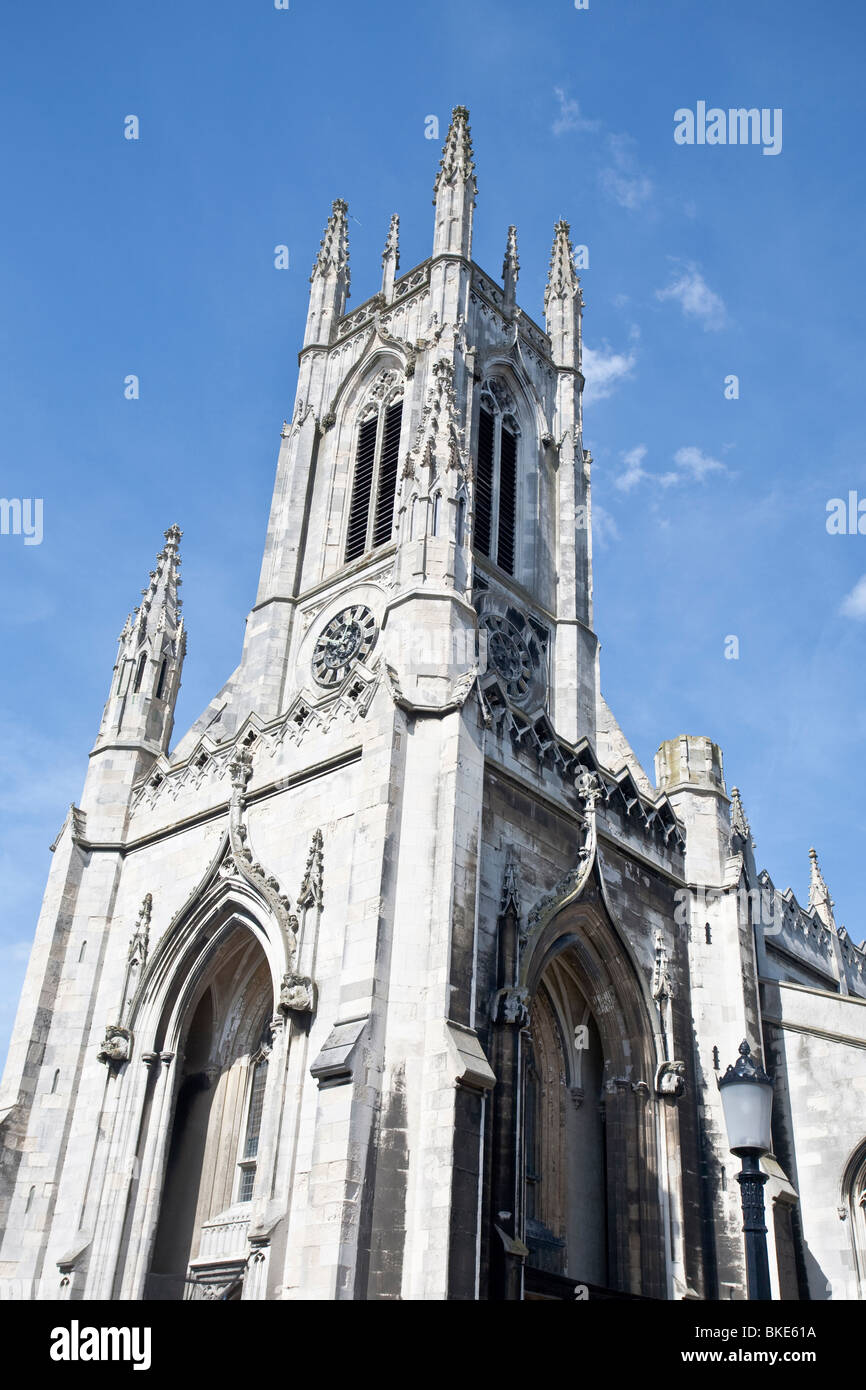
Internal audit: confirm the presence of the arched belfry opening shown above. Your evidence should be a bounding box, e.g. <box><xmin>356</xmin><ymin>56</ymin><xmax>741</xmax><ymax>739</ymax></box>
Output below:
<box><xmin>145</xmin><ymin>924</ymin><xmax>274</xmax><ymax>1300</ymax></box>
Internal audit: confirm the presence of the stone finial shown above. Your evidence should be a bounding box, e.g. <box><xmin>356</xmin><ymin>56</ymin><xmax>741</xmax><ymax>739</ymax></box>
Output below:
<box><xmin>381</xmin><ymin>214</ymin><xmax>400</xmax><ymax>302</ymax></box>
<box><xmin>544</xmin><ymin>219</ymin><xmax>584</xmax><ymax>369</ymax></box>
<box><xmin>808</xmin><ymin>847</ymin><xmax>836</xmax><ymax>930</ymax></box>
<box><xmin>502</xmin><ymin>225</ymin><xmax>519</xmax><ymax>309</ymax></box>
<box><xmin>544</xmin><ymin>219</ymin><xmax>581</xmax><ymax>308</ymax></box>
<box><xmin>433</xmin><ymin>105</ymin><xmax>476</xmax><ymax>194</ymax></box>
<box><xmin>298</xmin><ymin>828</ymin><xmax>324</xmax><ymax>909</ymax></box>
<box><xmin>311</xmin><ymin>198</ymin><xmax>350</xmax><ymax>291</ymax></box>
<box><xmin>432</xmin><ymin>106</ymin><xmax>477</xmax><ymax>259</ymax></box>
<box><xmin>730</xmin><ymin>786</ymin><xmax>754</xmax><ymax>848</ymax></box>
<box><xmin>500</xmin><ymin>847</ymin><xmax>521</xmax><ymax>919</ymax></box>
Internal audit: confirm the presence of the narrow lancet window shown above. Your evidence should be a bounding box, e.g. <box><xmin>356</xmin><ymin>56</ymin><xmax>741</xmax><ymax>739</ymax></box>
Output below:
<box><xmin>344</xmin><ymin>391</ymin><xmax>403</xmax><ymax>562</ymax></box>
<box><xmin>473</xmin><ymin>384</ymin><xmax>518</xmax><ymax>577</ymax></box>
<box><xmin>237</xmin><ymin>1054</ymin><xmax>268</xmax><ymax>1203</ymax></box>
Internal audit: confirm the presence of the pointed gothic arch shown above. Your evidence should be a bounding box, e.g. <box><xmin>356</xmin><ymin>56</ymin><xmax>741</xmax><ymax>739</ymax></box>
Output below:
<box><xmin>93</xmin><ymin>807</ymin><xmax>308</xmax><ymax>1302</ymax></box>
<box><xmin>842</xmin><ymin>1139</ymin><xmax>866</xmax><ymax>1298</ymax></box>
<box><xmin>144</xmin><ymin>920</ymin><xmax>275</xmax><ymax>1300</ymax></box>
<box><xmin>517</xmin><ymin>869</ymin><xmax>668</xmax><ymax>1299</ymax></box>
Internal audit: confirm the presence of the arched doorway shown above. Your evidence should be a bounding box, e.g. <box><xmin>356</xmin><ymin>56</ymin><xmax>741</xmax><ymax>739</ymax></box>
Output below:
<box><xmin>523</xmin><ymin>955</ymin><xmax>607</xmax><ymax>1286</ymax></box>
<box><xmin>510</xmin><ymin>878</ymin><xmax>667</xmax><ymax>1301</ymax></box>
<box><xmin>146</xmin><ymin>926</ymin><xmax>273</xmax><ymax>1299</ymax></box>
<box><xmin>843</xmin><ymin>1141</ymin><xmax>866</xmax><ymax>1299</ymax></box>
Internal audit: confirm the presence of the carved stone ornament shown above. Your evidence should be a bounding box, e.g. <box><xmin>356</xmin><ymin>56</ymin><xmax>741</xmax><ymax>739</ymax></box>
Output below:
<box><xmin>524</xmin><ymin>769</ymin><xmax>601</xmax><ymax>941</ymax></box>
<box><xmin>652</xmin><ymin>929</ymin><xmax>675</xmax><ymax>1002</ymax></box>
<box><xmin>279</xmin><ymin>973</ymin><xmax>316</xmax><ymax>1015</ymax></box>
<box><xmin>655</xmin><ymin>1059</ymin><xmax>686</xmax><ymax>1099</ymax></box>
<box><xmin>483</xmin><ymin>614</ymin><xmax>534</xmax><ymax>703</ymax></box>
<box><xmin>97</xmin><ymin>1025</ymin><xmax>132</xmax><ymax>1068</ymax></box>
<box><xmin>312</xmin><ymin>605</ymin><xmax>377</xmax><ymax>688</ymax></box>
<box><xmin>495</xmin><ymin>987</ymin><xmax>530</xmax><ymax>1027</ymax></box>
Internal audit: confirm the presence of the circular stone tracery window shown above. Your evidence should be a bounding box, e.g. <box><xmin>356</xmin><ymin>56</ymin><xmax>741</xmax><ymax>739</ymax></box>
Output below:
<box><xmin>312</xmin><ymin>605</ymin><xmax>377</xmax><ymax>687</ymax></box>
<box><xmin>482</xmin><ymin>614</ymin><xmax>535</xmax><ymax>703</ymax></box>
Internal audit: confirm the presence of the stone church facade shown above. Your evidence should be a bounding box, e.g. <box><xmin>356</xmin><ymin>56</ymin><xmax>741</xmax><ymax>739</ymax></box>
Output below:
<box><xmin>1</xmin><ymin>108</ymin><xmax>864</xmax><ymax>1302</ymax></box>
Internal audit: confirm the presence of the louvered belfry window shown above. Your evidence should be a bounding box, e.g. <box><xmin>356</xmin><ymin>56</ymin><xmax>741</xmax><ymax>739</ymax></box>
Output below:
<box><xmin>345</xmin><ymin>391</ymin><xmax>404</xmax><ymax>562</ymax></box>
<box><xmin>473</xmin><ymin>383</ymin><xmax>518</xmax><ymax>577</ymax></box>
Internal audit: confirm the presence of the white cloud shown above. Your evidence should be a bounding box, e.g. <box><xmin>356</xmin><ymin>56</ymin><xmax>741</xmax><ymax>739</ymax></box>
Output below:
<box><xmin>615</xmin><ymin>445</ymin><xmax>649</xmax><ymax>493</ymax></box>
<box><xmin>671</xmin><ymin>446</ymin><xmax>726</xmax><ymax>481</ymax></box>
<box><xmin>600</xmin><ymin>133</ymin><xmax>653</xmax><ymax>210</ymax></box>
<box><xmin>656</xmin><ymin>262</ymin><xmax>727</xmax><ymax>331</ymax></box>
<box><xmin>612</xmin><ymin>444</ymin><xmax>725</xmax><ymax>492</ymax></box>
<box><xmin>592</xmin><ymin>503</ymin><xmax>620</xmax><ymax>548</ymax></box>
<box><xmin>552</xmin><ymin>88</ymin><xmax>601</xmax><ymax>137</ymax></box>
<box><xmin>583</xmin><ymin>340</ymin><xmax>637</xmax><ymax>403</ymax></box>
<box><xmin>552</xmin><ymin>91</ymin><xmax>652</xmax><ymax>211</ymax></box>
<box><xmin>841</xmin><ymin>575</ymin><xmax>866</xmax><ymax>620</ymax></box>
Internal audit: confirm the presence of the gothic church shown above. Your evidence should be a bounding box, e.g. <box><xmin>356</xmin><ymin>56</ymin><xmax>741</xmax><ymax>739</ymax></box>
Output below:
<box><xmin>1</xmin><ymin>108</ymin><xmax>864</xmax><ymax>1302</ymax></box>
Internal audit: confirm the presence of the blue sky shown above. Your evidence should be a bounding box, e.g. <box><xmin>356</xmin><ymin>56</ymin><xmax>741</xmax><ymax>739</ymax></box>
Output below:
<box><xmin>1</xmin><ymin>0</ymin><xmax>864</xmax><ymax>1064</ymax></box>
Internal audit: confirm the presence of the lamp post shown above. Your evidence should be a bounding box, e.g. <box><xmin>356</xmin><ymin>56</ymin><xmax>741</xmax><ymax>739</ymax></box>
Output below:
<box><xmin>718</xmin><ymin>1039</ymin><xmax>774</xmax><ymax>1301</ymax></box>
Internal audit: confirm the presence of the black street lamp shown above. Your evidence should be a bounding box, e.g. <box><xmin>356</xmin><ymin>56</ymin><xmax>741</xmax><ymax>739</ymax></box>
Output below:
<box><xmin>718</xmin><ymin>1039</ymin><xmax>774</xmax><ymax>1301</ymax></box>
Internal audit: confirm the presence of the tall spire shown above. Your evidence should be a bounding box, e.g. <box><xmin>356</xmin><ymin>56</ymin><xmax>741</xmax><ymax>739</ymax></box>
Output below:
<box><xmin>432</xmin><ymin>105</ymin><xmax>477</xmax><ymax>259</ymax></box>
<box><xmin>93</xmin><ymin>524</ymin><xmax>186</xmax><ymax>757</ymax></box>
<box><xmin>381</xmin><ymin>213</ymin><xmax>400</xmax><ymax>303</ymax></box>
<box><xmin>544</xmin><ymin>219</ymin><xmax>583</xmax><ymax>369</ymax></box>
<box><xmin>304</xmin><ymin>198</ymin><xmax>351</xmax><ymax>347</ymax></box>
<box><xmin>502</xmin><ymin>225</ymin><xmax>519</xmax><ymax>313</ymax></box>
<box><xmin>808</xmin><ymin>847</ymin><xmax>836</xmax><ymax>929</ymax></box>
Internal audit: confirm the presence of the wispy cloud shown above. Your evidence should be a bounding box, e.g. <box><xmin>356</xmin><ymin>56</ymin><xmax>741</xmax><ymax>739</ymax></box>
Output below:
<box><xmin>552</xmin><ymin>87</ymin><xmax>601</xmax><ymax>137</ymax></box>
<box><xmin>668</xmin><ymin>445</ymin><xmax>726</xmax><ymax>482</ymax></box>
<box><xmin>656</xmin><ymin>261</ymin><xmax>727</xmax><ymax>331</ymax></box>
<box><xmin>614</xmin><ymin>444</ymin><xmax>726</xmax><ymax>492</ymax></box>
<box><xmin>615</xmin><ymin>445</ymin><xmax>650</xmax><ymax>493</ymax></box>
<box><xmin>841</xmin><ymin>575</ymin><xmax>866</xmax><ymax>620</ymax></box>
<box><xmin>592</xmin><ymin>503</ymin><xmax>620</xmax><ymax>548</ymax></box>
<box><xmin>600</xmin><ymin>133</ymin><xmax>653</xmax><ymax>211</ymax></box>
<box><xmin>552</xmin><ymin>90</ymin><xmax>652</xmax><ymax>211</ymax></box>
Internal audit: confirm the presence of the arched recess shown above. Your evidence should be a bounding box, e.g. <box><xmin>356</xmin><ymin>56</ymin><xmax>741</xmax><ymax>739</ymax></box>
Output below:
<box><xmin>145</xmin><ymin>924</ymin><xmax>273</xmax><ymax>1299</ymax></box>
<box><xmin>518</xmin><ymin>883</ymin><xmax>666</xmax><ymax>1299</ymax></box>
<box><xmin>101</xmin><ymin>831</ymin><xmax>300</xmax><ymax>1303</ymax></box>
<box><xmin>842</xmin><ymin>1140</ymin><xmax>866</xmax><ymax>1299</ymax></box>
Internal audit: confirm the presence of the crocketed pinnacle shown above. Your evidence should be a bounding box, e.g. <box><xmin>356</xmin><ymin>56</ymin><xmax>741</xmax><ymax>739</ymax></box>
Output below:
<box><xmin>311</xmin><ymin>198</ymin><xmax>350</xmax><ymax>290</ymax></box>
<box><xmin>129</xmin><ymin>524</ymin><xmax>184</xmax><ymax>647</ymax></box>
<box><xmin>808</xmin><ymin>847</ymin><xmax>836</xmax><ymax>929</ymax></box>
<box><xmin>545</xmin><ymin>219</ymin><xmax>580</xmax><ymax>307</ymax></box>
<box><xmin>502</xmin><ymin>225</ymin><xmax>519</xmax><ymax>296</ymax></box>
<box><xmin>433</xmin><ymin>106</ymin><xmax>476</xmax><ymax>195</ymax></box>
<box><xmin>382</xmin><ymin>213</ymin><xmax>400</xmax><ymax>270</ymax></box>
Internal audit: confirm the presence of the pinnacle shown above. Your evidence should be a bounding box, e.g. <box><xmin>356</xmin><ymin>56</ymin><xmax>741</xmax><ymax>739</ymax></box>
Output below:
<box><xmin>502</xmin><ymin>225</ymin><xmax>519</xmax><ymax>283</ymax></box>
<box><xmin>434</xmin><ymin>105</ymin><xmax>476</xmax><ymax>194</ymax></box>
<box><xmin>808</xmin><ymin>846</ymin><xmax>836</xmax><ymax>929</ymax></box>
<box><xmin>382</xmin><ymin>213</ymin><xmax>400</xmax><ymax>267</ymax></box>
<box><xmin>312</xmin><ymin>198</ymin><xmax>351</xmax><ymax>283</ymax></box>
<box><xmin>545</xmin><ymin>218</ymin><xmax>580</xmax><ymax>306</ymax></box>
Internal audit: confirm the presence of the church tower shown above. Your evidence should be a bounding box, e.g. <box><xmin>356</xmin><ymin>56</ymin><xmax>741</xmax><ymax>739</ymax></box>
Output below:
<box><xmin>3</xmin><ymin>107</ymin><xmax>862</xmax><ymax>1304</ymax></box>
